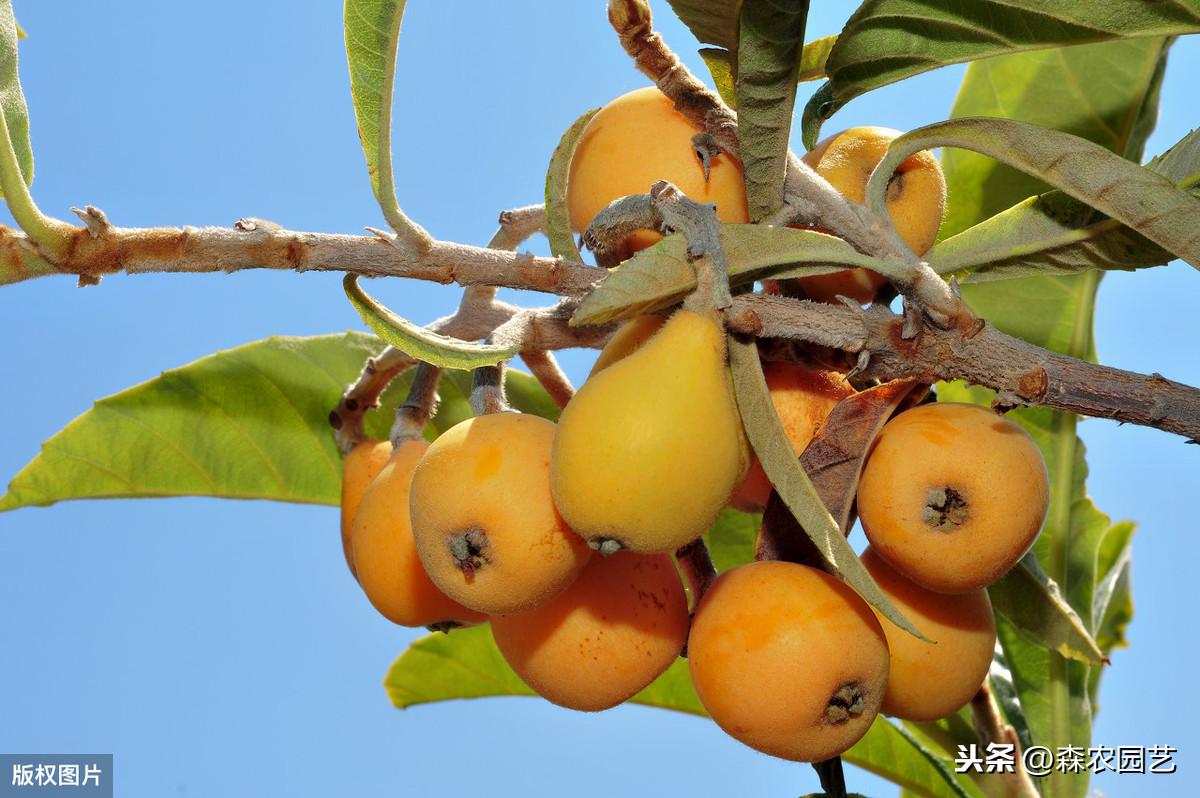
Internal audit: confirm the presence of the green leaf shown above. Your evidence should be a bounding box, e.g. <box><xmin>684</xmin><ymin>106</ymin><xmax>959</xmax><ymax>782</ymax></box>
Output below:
<box><xmin>699</xmin><ymin>35</ymin><xmax>835</xmax><ymax>112</ymax></box>
<box><xmin>698</xmin><ymin>48</ymin><xmax>738</xmax><ymax>108</ymax></box>
<box><xmin>989</xmin><ymin>651</ymin><xmax>1033</xmax><ymax>752</ymax></box>
<box><xmin>571</xmin><ymin>225</ymin><xmax>885</xmax><ymax>326</ymax></box>
<box><xmin>0</xmin><ymin>0</ymin><xmax>33</xmax><ymax>193</ymax></box>
<box><xmin>727</xmin><ymin>335</ymin><xmax>922</xmax><ymax>639</ymax></box>
<box><xmin>1</xmin><ymin>333</ymin><xmax>378</xmax><ymax>511</ymax></box>
<box><xmin>735</xmin><ymin>0</ymin><xmax>808</xmax><ymax>221</ymax></box>
<box><xmin>344</xmin><ymin>276</ymin><xmax>521</xmax><ymax>368</ymax></box>
<box><xmin>344</xmin><ymin>0</ymin><xmax>417</xmax><ymax>233</ymax></box>
<box><xmin>704</xmin><ymin>506</ymin><xmax>758</xmax><ymax>573</ymax></box>
<box><xmin>845</xmin><ymin>719</ymin><xmax>979</xmax><ymax>798</ymax></box>
<box><xmin>1</xmin><ymin>333</ymin><xmax>557</xmax><ymax>512</ymax></box>
<box><xmin>544</xmin><ymin>108</ymin><xmax>599</xmax><ymax>261</ymax></box>
<box><xmin>867</xmin><ymin>116</ymin><xmax>1200</xmax><ymax>272</ymax></box>
<box><xmin>666</xmin><ymin>0</ymin><xmax>741</xmax><ymax>50</ymax></box>
<box><xmin>386</xmin><ymin>624</ymin><xmax>705</xmax><ymax>713</ymax></box>
<box><xmin>940</xmin><ymin>37</ymin><xmax>1172</xmax><ymax>239</ymax></box>
<box><xmin>988</xmin><ymin>553</ymin><xmax>1103</xmax><ymax>664</ymax></box>
<box><xmin>928</xmin><ymin>190</ymin><xmax>1183</xmax><ymax>284</ymax></box>
<box><xmin>801</xmin><ymin>1</ymin><xmax>1199</xmax><ymax>146</ymax></box>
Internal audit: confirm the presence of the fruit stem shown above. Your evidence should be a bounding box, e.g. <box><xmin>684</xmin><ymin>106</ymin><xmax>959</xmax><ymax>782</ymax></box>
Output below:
<box><xmin>471</xmin><ymin>364</ymin><xmax>511</xmax><ymax>415</ymax></box>
<box><xmin>391</xmin><ymin>362</ymin><xmax>442</xmax><ymax>445</ymax></box>
<box><xmin>676</xmin><ymin>539</ymin><xmax>717</xmax><ymax>605</ymax></box>
<box><xmin>812</xmin><ymin>757</ymin><xmax>847</xmax><ymax>798</ymax></box>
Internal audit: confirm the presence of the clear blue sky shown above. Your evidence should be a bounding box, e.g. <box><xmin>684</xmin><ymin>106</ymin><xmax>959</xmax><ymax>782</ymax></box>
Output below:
<box><xmin>1</xmin><ymin>3</ymin><xmax>1197</xmax><ymax>796</ymax></box>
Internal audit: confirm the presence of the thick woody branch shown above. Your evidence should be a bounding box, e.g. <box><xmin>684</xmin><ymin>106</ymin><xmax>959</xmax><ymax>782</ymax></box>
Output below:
<box><xmin>728</xmin><ymin>293</ymin><xmax>1200</xmax><ymax>442</ymax></box>
<box><xmin>2</xmin><ymin>210</ymin><xmax>601</xmax><ymax>295</ymax></box>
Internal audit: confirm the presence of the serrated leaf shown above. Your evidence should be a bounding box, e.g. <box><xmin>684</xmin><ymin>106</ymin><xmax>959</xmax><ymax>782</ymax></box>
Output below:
<box><xmin>1</xmin><ymin>333</ymin><xmax>557</xmax><ymax>513</ymax></box>
<box><xmin>868</xmin><ymin>117</ymin><xmax>1200</xmax><ymax>272</ymax></box>
<box><xmin>544</xmin><ymin>108</ymin><xmax>598</xmax><ymax>261</ymax></box>
<box><xmin>700</xmin><ymin>35</ymin><xmax>835</xmax><ymax>112</ymax></box>
<box><xmin>0</xmin><ymin>0</ymin><xmax>34</xmax><ymax>195</ymax></box>
<box><xmin>801</xmin><ymin>0</ymin><xmax>1200</xmax><ymax>146</ymax></box>
<box><xmin>666</xmin><ymin>0</ymin><xmax>741</xmax><ymax>50</ymax></box>
<box><xmin>988</xmin><ymin>553</ymin><xmax>1103</xmax><ymax>664</ymax></box>
<box><xmin>344</xmin><ymin>276</ymin><xmax>520</xmax><ymax>368</ymax></box>
<box><xmin>571</xmin><ymin>224</ymin><xmax>884</xmax><ymax>326</ymax></box>
<box><xmin>344</xmin><ymin>0</ymin><xmax>410</xmax><ymax>230</ymax></box>
<box><xmin>1147</xmin><ymin>127</ymin><xmax>1200</xmax><ymax>187</ymax></box>
<box><xmin>735</xmin><ymin>0</ymin><xmax>808</xmax><ymax>221</ymax></box>
<box><xmin>727</xmin><ymin>335</ymin><xmax>923</xmax><ymax>640</ymax></box>
<box><xmin>385</xmin><ymin>624</ymin><xmax>705</xmax><ymax>714</ymax></box>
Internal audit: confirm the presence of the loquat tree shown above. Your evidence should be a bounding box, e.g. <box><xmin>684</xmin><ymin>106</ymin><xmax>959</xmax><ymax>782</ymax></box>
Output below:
<box><xmin>2</xmin><ymin>1</ymin><xmax>1199</xmax><ymax>796</ymax></box>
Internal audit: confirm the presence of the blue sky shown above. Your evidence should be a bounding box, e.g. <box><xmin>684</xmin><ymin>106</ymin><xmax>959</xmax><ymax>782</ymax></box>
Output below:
<box><xmin>1</xmin><ymin>3</ymin><xmax>1197</xmax><ymax>796</ymax></box>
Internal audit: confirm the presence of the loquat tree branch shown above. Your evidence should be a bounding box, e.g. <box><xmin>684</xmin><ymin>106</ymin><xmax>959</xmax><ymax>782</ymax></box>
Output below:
<box><xmin>728</xmin><ymin>293</ymin><xmax>1200</xmax><ymax>443</ymax></box>
<box><xmin>0</xmin><ymin>208</ymin><xmax>602</xmax><ymax>294</ymax></box>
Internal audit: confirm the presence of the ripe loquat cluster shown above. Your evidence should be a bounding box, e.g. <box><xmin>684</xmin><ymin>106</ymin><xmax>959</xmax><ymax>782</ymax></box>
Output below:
<box><xmin>337</xmin><ymin>86</ymin><xmax>1050</xmax><ymax>766</ymax></box>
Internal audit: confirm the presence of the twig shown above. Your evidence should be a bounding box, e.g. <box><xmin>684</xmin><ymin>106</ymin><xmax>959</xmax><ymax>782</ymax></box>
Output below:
<box><xmin>520</xmin><ymin>349</ymin><xmax>575</xmax><ymax>409</ymax></box>
<box><xmin>971</xmin><ymin>685</ymin><xmax>1040</xmax><ymax>798</ymax></box>
<box><xmin>727</xmin><ymin>293</ymin><xmax>1200</xmax><ymax>443</ymax></box>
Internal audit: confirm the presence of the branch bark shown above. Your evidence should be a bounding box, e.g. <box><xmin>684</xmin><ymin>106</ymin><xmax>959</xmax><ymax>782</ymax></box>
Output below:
<box><xmin>729</xmin><ymin>293</ymin><xmax>1200</xmax><ymax>443</ymax></box>
<box><xmin>0</xmin><ymin>213</ymin><xmax>602</xmax><ymax>295</ymax></box>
